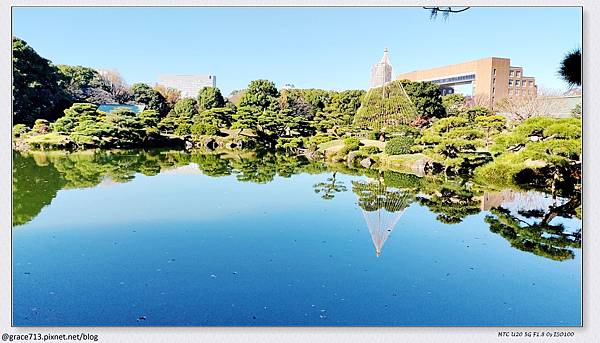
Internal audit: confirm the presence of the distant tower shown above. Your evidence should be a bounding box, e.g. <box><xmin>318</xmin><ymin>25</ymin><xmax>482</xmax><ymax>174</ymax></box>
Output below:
<box><xmin>370</xmin><ymin>48</ymin><xmax>393</xmax><ymax>88</ymax></box>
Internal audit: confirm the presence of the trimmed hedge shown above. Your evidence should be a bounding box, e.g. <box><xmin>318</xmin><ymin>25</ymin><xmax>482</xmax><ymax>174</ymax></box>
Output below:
<box><xmin>359</xmin><ymin>146</ymin><xmax>381</xmax><ymax>154</ymax></box>
<box><xmin>385</xmin><ymin>136</ymin><xmax>414</xmax><ymax>155</ymax></box>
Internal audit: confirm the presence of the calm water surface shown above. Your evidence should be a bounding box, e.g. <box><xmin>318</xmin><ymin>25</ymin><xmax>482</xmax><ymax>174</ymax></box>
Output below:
<box><xmin>12</xmin><ymin>150</ymin><xmax>582</xmax><ymax>326</ymax></box>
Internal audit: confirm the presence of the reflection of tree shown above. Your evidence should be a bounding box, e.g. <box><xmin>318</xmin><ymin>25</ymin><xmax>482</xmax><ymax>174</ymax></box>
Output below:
<box><xmin>230</xmin><ymin>155</ymin><xmax>277</xmax><ymax>183</ymax></box>
<box><xmin>227</xmin><ymin>153</ymin><xmax>316</xmax><ymax>183</ymax></box>
<box><xmin>12</xmin><ymin>152</ymin><xmax>66</xmax><ymax>226</ymax></box>
<box><xmin>485</xmin><ymin>196</ymin><xmax>581</xmax><ymax>261</ymax></box>
<box><xmin>313</xmin><ymin>172</ymin><xmax>347</xmax><ymax>200</ymax></box>
<box><xmin>417</xmin><ymin>183</ymin><xmax>480</xmax><ymax>224</ymax></box>
<box><xmin>190</xmin><ymin>154</ymin><xmax>231</xmax><ymax>177</ymax></box>
<box><xmin>12</xmin><ymin>149</ymin><xmax>328</xmax><ymax>226</ymax></box>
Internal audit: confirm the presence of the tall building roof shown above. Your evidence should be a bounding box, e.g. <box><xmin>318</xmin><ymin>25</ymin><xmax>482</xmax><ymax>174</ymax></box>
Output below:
<box><xmin>379</xmin><ymin>48</ymin><xmax>391</xmax><ymax>65</ymax></box>
<box><xmin>370</xmin><ymin>48</ymin><xmax>393</xmax><ymax>88</ymax></box>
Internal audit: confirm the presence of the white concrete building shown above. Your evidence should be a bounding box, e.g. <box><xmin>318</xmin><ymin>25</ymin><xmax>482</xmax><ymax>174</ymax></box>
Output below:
<box><xmin>157</xmin><ymin>74</ymin><xmax>217</xmax><ymax>98</ymax></box>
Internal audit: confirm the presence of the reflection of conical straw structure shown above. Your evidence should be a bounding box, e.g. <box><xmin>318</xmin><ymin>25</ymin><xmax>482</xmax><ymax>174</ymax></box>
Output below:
<box><xmin>362</xmin><ymin>206</ymin><xmax>406</xmax><ymax>257</ymax></box>
<box><xmin>353</xmin><ymin>179</ymin><xmax>413</xmax><ymax>257</ymax></box>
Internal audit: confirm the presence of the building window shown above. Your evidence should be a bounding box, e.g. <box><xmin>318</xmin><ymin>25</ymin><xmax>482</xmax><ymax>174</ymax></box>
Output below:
<box><xmin>493</xmin><ymin>78</ymin><xmax>496</xmax><ymax>85</ymax></box>
<box><xmin>510</xmin><ymin>70</ymin><xmax>515</xmax><ymax>77</ymax></box>
<box><xmin>492</xmin><ymin>87</ymin><xmax>495</xmax><ymax>94</ymax></box>
<box><xmin>508</xmin><ymin>79</ymin><xmax>513</xmax><ymax>86</ymax></box>
<box><xmin>515</xmin><ymin>80</ymin><xmax>520</xmax><ymax>86</ymax></box>
<box><xmin>516</xmin><ymin>71</ymin><xmax>521</xmax><ymax>77</ymax></box>
<box><xmin>529</xmin><ymin>80</ymin><xmax>533</xmax><ymax>86</ymax></box>
<box><xmin>493</xmin><ymin>69</ymin><xmax>496</xmax><ymax>76</ymax></box>
<box><xmin>516</xmin><ymin>89</ymin><xmax>520</xmax><ymax>95</ymax></box>
<box><xmin>509</xmin><ymin>89</ymin><xmax>513</xmax><ymax>95</ymax></box>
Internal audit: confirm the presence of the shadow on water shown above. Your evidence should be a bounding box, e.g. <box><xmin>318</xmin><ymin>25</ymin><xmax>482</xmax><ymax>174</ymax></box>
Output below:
<box><xmin>13</xmin><ymin>149</ymin><xmax>581</xmax><ymax>261</ymax></box>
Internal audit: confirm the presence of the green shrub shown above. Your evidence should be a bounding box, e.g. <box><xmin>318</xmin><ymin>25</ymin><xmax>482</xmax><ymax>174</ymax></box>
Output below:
<box><xmin>145</xmin><ymin>127</ymin><xmax>159</xmax><ymax>136</ymax></box>
<box><xmin>174</xmin><ymin>123</ymin><xmax>192</xmax><ymax>136</ymax></box>
<box><xmin>473</xmin><ymin>157</ymin><xmax>524</xmax><ymax>188</ymax></box>
<box><xmin>32</xmin><ymin>119</ymin><xmax>51</xmax><ymax>134</ymax></box>
<box><xmin>335</xmin><ymin>137</ymin><xmax>361</xmax><ymax>157</ymax></box>
<box><xmin>307</xmin><ymin>134</ymin><xmax>335</xmax><ymax>150</ymax></box>
<box><xmin>343</xmin><ymin>137</ymin><xmax>361</xmax><ymax>150</ymax></box>
<box><xmin>343</xmin><ymin>137</ymin><xmax>360</xmax><ymax>146</ymax></box>
<box><xmin>337</xmin><ymin>146</ymin><xmax>352</xmax><ymax>157</ymax></box>
<box><xmin>25</xmin><ymin>132</ymin><xmax>72</xmax><ymax>149</ymax></box>
<box><xmin>385</xmin><ymin>136</ymin><xmax>415</xmax><ymax>155</ymax></box>
<box><xmin>12</xmin><ymin>124</ymin><xmax>29</xmax><ymax>139</ymax></box>
<box><xmin>387</xmin><ymin>124</ymin><xmax>421</xmax><ymax>138</ymax></box>
<box><xmin>138</xmin><ymin>109</ymin><xmax>161</xmax><ymax>127</ymax></box>
<box><xmin>190</xmin><ymin>123</ymin><xmax>218</xmax><ymax>136</ymax></box>
<box><xmin>359</xmin><ymin>146</ymin><xmax>381</xmax><ymax>155</ymax></box>
<box><xmin>276</xmin><ymin>137</ymin><xmax>304</xmax><ymax>150</ymax></box>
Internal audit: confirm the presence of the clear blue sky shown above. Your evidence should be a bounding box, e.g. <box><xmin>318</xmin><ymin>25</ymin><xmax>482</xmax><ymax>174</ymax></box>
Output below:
<box><xmin>13</xmin><ymin>7</ymin><xmax>581</xmax><ymax>95</ymax></box>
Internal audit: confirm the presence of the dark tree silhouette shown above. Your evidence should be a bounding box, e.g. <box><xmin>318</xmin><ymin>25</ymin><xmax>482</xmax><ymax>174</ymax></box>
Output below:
<box><xmin>424</xmin><ymin>7</ymin><xmax>470</xmax><ymax>20</ymax></box>
<box><xmin>559</xmin><ymin>48</ymin><xmax>581</xmax><ymax>87</ymax></box>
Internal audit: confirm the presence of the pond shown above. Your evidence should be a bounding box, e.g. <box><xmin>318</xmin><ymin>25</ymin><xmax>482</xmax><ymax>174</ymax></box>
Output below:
<box><xmin>12</xmin><ymin>149</ymin><xmax>582</xmax><ymax>326</ymax></box>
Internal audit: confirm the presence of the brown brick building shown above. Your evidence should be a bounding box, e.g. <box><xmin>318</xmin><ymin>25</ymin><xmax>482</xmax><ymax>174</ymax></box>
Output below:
<box><xmin>396</xmin><ymin>57</ymin><xmax>537</xmax><ymax>108</ymax></box>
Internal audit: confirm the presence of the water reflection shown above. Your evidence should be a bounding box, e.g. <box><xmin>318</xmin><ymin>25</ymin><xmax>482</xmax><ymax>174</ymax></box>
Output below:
<box><xmin>484</xmin><ymin>196</ymin><xmax>581</xmax><ymax>261</ymax></box>
<box><xmin>313</xmin><ymin>172</ymin><xmax>347</xmax><ymax>200</ymax></box>
<box><xmin>352</xmin><ymin>178</ymin><xmax>413</xmax><ymax>257</ymax></box>
<box><xmin>12</xmin><ymin>149</ymin><xmax>581</xmax><ymax>261</ymax></box>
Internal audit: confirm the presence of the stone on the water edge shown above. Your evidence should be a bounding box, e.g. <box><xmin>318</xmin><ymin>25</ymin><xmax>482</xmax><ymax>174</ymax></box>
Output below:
<box><xmin>360</xmin><ymin>157</ymin><xmax>375</xmax><ymax>168</ymax></box>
